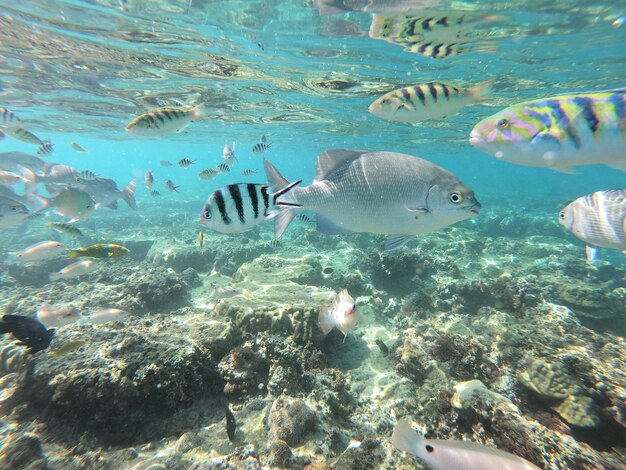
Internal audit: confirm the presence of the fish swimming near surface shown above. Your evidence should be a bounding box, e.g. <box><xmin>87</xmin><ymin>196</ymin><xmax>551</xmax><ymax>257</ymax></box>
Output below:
<box><xmin>71</xmin><ymin>141</ymin><xmax>88</xmax><ymax>153</ymax></box>
<box><xmin>9</xmin><ymin>240</ymin><xmax>66</xmax><ymax>263</ymax></box>
<box><xmin>242</xmin><ymin>169</ymin><xmax>258</xmax><ymax>177</ymax></box>
<box><xmin>125</xmin><ymin>104</ymin><xmax>207</xmax><ymax>136</ymax></box>
<box><xmin>198</xmin><ymin>181</ymin><xmax>303</xmax><ymax>234</ymax></box>
<box><xmin>0</xmin><ymin>152</ymin><xmax>47</xmax><ymax>173</ymax></box>
<box><xmin>178</xmin><ymin>157</ymin><xmax>195</xmax><ymax>168</ymax></box>
<box><xmin>165</xmin><ymin>179</ymin><xmax>180</xmax><ymax>193</ymax></box>
<box><xmin>37</xmin><ymin>139</ymin><xmax>55</xmax><ymax>156</ymax></box>
<box><xmin>160</xmin><ymin>160</ymin><xmax>173</xmax><ymax>167</ymax></box>
<box><xmin>0</xmin><ymin>107</ymin><xmax>23</xmax><ymax>128</ymax></box>
<box><xmin>150</xmin><ymin>190</ymin><xmax>161</xmax><ymax>197</ymax></box>
<box><xmin>49</xmin><ymin>259</ymin><xmax>97</xmax><ymax>281</ymax></box>
<box><xmin>36</xmin><ymin>303</ymin><xmax>82</xmax><ymax>328</ymax></box>
<box><xmin>0</xmin><ymin>314</ymin><xmax>55</xmax><ymax>353</ymax></box>
<box><xmin>9</xmin><ymin>127</ymin><xmax>43</xmax><ymax>145</ymax></box>
<box><xmin>49</xmin><ymin>187</ymin><xmax>96</xmax><ymax>221</ymax></box>
<box><xmin>469</xmin><ymin>89</ymin><xmax>626</xmax><ymax>172</ymax></box>
<box><xmin>392</xmin><ymin>418</ymin><xmax>540</xmax><ymax>470</ymax></box>
<box><xmin>67</xmin><ymin>243</ymin><xmax>129</xmax><ymax>259</ymax></box>
<box><xmin>199</xmin><ymin>168</ymin><xmax>218</xmax><ymax>180</ymax></box>
<box><xmin>216</xmin><ymin>163</ymin><xmax>231</xmax><ymax>173</ymax></box>
<box><xmin>75</xmin><ymin>177</ymin><xmax>137</xmax><ymax>210</ymax></box>
<box><xmin>223</xmin><ymin>142</ymin><xmax>236</xmax><ymax>166</ymax></box>
<box><xmin>264</xmin><ymin>149</ymin><xmax>480</xmax><ymax>250</ymax></box>
<box><xmin>83</xmin><ymin>309</ymin><xmax>129</xmax><ymax>325</ymax></box>
<box><xmin>252</xmin><ymin>140</ymin><xmax>272</xmax><ymax>155</ymax></box>
<box><xmin>145</xmin><ymin>170</ymin><xmax>154</xmax><ymax>189</ymax></box>
<box><xmin>319</xmin><ymin>289</ymin><xmax>357</xmax><ymax>341</ymax></box>
<box><xmin>369</xmin><ymin>80</ymin><xmax>494</xmax><ymax>123</ymax></box>
<box><xmin>47</xmin><ymin>222</ymin><xmax>83</xmax><ymax>237</ymax></box>
<box><xmin>559</xmin><ymin>189</ymin><xmax>626</xmax><ymax>261</ymax></box>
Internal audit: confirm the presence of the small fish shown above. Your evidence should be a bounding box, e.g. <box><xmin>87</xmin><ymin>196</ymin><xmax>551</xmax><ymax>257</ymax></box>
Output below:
<box><xmin>10</xmin><ymin>241</ymin><xmax>66</xmax><ymax>263</ymax></box>
<box><xmin>0</xmin><ymin>170</ymin><xmax>27</xmax><ymax>186</ymax></box>
<box><xmin>198</xmin><ymin>230</ymin><xmax>204</xmax><ymax>255</ymax></box>
<box><xmin>36</xmin><ymin>303</ymin><xmax>82</xmax><ymax>328</ymax></box>
<box><xmin>0</xmin><ymin>107</ymin><xmax>22</xmax><ymax>128</ymax></box>
<box><xmin>0</xmin><ymin>314</ymin><xmax>55</xmax><ymax>353</ymax></box>
<box><xmin>612</xmin><ymin>14</ymin><xmax>626</xmax><ymax>28</ymax></box>
<box><xmin>375</xmin><ymin>338</ymin><xmax>389</xmax><ymax>355</ymax></box>
<box><xmin>267</xmin><ymin>238</ymin><xmax>281</xmax><ymax>249</ymax></box>
<box><xmin>49</xmin><ymin>259</ymin><xmax>97</xmax><ymax>281</ymax></box>
<box><xmin>199</xmin><ymin>168</ymin><xmax>218</xmax><ymax>180</ymax></box>
<box><xmin>84</xmin><ymin>309</ymin><xmax>129</xmax><ymax>325</ymax></box>
<box><xmin>47</xmin><ymin>222</ymin><xmax>83</xmax><ymax>237</ymax></box>
<box><xmin>212</xmin><ymin>286</ymin><xmax>242</xmax><ymax>299</ymax></box>
<box><xmin>67</xmin><ymin>243</ymin><xmax>129</xmax><ymax>259</ymax></box>
<box><xmin>145</xmin><ymin>170</ymin><xmax>154</xmax><ymax>189</ymax></box>
<box><xmin>392</xmin><ymin>419</ymin><xmax>540</xmax><ymax>470</ymax></box>
<box><xmin>242</xmin><ymin>169</ymin><xmax>258</xmax><ymax>177</ymax></box>
<box><xmin>178</xmin><ymin>157</ymin><xmax>195</xmax><ymax>168</ymax></box>
<box><xmin>225</xmin><ymin>405</ymin><xmax>236</xmax><ymax>442</ymax></box>
<box><xmin>263</xmin><ymin>151</ymin><xmax>480</xmax><ymax>249</ymax></box>
<box><xmin>10</xmin><ymin>127</ymin><xmax>43</xmax><ymax>145</ymax></box>
<box><xmin>559</xmin><ymin>190</ymin><xmax>626</xmax><ymax>261</ymax></box>
<box><xmin>199</xmin><ymin>181</ymin><xmax>302</xmax><ymax>234</ymax></box>
<box><xmin>319</xmin><ymin>289</ymin><xmax>357</xmax><ymax>341</ymax></box>
<box><xmin>223</xmin><ymin>142</ymin><xmax>236</xmax><ymax>166</ymax></box>
<box><xmin>125</xmin><ymin>104</ymin><xmax>207</xmax><ymax>136</ymax></box>
<box><xmin>76</xmin><ymin>170</ymin><xmax>98</xmax><ymax>181</ymax></box>
<box><xmin>150</xmin><ymin>190</ymin><xmax>161</xmax><ymax>197</ymax></box>
<box><xmin>470</xmin><ymin>89</ymin><xmax>626</xmax><ymax>172</ymax></box>
<box><xmin>71</xmin><ymin>141</ymin><xmax>88</xmax><ymax>153</ymax></box>
<box><xmin>252</xmin><ymin>141</ymin><xmax>271</xmax><ymax>155</ymax></box>
<box><xmin>165</xmin><ymin>179</ymin><xmax>180</xmax><ymax>193</ymax></box>
<box><xmin>369</xmin><ymin>80</ymin><xmax>494</xmax><ymax>123</ymax></box>
<box><xmin>37</xmin><ymin>139</ymin><xmax>55</xmax><ymax>156</ymax></box>
<box><xmin>295</xmin><ymin>213</ymin><xmax>313</xmax><ymax>224</ymax></box>
<box><xmin>160</xmin><ymin>160</ymin><xmax>173</xmax><ymax>167</ymax></box>
<box><xmin>50</xmin><ymin>187</ymin><xmax>96</xmax><ymax>221</ymax></box>
<box><xmin>216</xmin><ymin>163</ymin><xmax>231</xmax><ymax>173</ymax></box>
<box><xmin>50</xmin><ymin>339</ymin><xmax>87</xmax><ymax>357</ymax></box>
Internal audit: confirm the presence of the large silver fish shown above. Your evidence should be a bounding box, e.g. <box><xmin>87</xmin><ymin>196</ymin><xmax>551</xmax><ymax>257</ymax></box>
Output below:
<box><xmin>559</xmin><ymin>189</ymin><xmax>626</xmax><ymax>261</ymax></box>
<box><xmin>265</xmin><ymin>149</ymin><xmax>480</xmax><ymax>250</ymax></box>
<box><xmin>0</xmin><ymin>152</ymin><xmax>47</xmax><ymax>173</ymax></box>
<box><xmin>75</xmin><ymin>177</ymin><xmax>136</xmax><ymax>210</ymax></box>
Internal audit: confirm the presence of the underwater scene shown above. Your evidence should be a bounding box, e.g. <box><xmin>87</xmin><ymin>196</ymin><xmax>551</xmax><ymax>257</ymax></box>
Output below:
<box><xmin>1</xmin><ymin>0</ymin><xmax>626</xmax><ymax>468</ymax></box>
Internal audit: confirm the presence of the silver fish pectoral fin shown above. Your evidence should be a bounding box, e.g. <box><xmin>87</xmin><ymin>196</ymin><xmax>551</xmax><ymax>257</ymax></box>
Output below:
<box><xmin>384</xmin><ymin>235</ymin><xmax>414</xmax><ymax>251</ymax></box>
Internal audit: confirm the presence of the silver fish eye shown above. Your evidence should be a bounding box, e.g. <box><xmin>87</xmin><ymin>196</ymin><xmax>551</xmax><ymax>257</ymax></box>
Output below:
<box><xmin>450</xmin><ymin>192</ymin><xmax>464</xmax><ymax>204</ymax></box>
<box><xmin>497</xmin><ymin>118</ymin><xmax>509</xmax><ymax>128</ymax></box>
<box><xmin>204</xmin><ymin>208</ymin><xmax>212</xmax><ymax>219</ymax></box>
<box><xmin>559</xmin><ymin>211</ymin><xmax>565</xmax><ymax>220</ymax></box>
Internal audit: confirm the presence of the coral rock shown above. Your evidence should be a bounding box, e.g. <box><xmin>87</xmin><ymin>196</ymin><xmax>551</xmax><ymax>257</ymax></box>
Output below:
<box><xmin>267</xmin><ymin>397</ymin><xmax>316</xmax><ymax>446</ymax></box>
<box><xmin>218</xmin><ymin>347</ymin><xmax>269</xmax><ymax>397</ymax></box>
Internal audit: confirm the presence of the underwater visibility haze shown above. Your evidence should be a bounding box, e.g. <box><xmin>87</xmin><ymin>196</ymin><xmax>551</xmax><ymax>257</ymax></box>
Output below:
<box><xmin>0</xmin><ymin>0</ymin><xmax>626</xmax><ymax>468</ymax></box>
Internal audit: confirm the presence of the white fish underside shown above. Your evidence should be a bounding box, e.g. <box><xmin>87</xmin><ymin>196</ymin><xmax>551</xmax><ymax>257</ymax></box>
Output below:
<box><xmin>293</xmin><ymin>154</ymin><xmax>469</xmax><ymax>235</ymax></box>
<box><xmin>573</xmin><ymin>201</ymin><xmax>626</xmax><ymax>250</ymax></box>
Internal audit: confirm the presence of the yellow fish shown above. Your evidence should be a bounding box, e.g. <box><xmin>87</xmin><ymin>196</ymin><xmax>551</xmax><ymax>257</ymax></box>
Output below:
<box><xmin>67</xmin><ymin>244</ymin><xmax>129</xmax><ymax>259</ymax></box>
<box><xmin>198</xmin><ymin>231</ymin><xmax>204</xmax><ymax>255</ymax></box>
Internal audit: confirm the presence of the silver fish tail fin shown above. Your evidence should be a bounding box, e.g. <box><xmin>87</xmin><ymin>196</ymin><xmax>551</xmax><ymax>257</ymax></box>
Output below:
<box><xmin>121</xmin><ymin>179</ymin><xmax>137</xmax><ymax>210</ymax></box>
<box><xmin>264</xmin><ymin>159</ymin><xmax>302</xmax><ymax>239</ymax></box>
<box><xmin>391</xmin><ymin>419</ymin><xmax>424</xmax><ymax>457</ymax></box>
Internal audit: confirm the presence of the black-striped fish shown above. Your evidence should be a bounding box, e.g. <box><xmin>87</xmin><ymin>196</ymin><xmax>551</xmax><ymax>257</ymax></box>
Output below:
<box><xmin>71</xmin><ymin>141</ymin><xmax>88</xmax><ymax>153</ymax></box>
<box><xmin>76</xmin><ymin>170</ymin><xmax>98</xmax><ymax>181</ymax></box>
<box><xmin>125</xmin><ymin>104</ymin><xmax>206</xmax><ymax>136</ymax></box>
<box><xmin>47</xmin><ymin>222</ymin><xmax>83</xmax><ymax>237</ymax></box>
<box><xmin>0</xmin><ymin>108</ymin><xmax>22</xmax><ymax>128</ymax></box>
<box><xmin>10</xmin><ymin>127</ymin><xmax>42</xmax><ymax>145</ymax></box>
<box><xmin>369</xmin><ymin>80</ymin><xmax>493</xmax><ymax>123</ymax></box>
<box><xmin>150</xmin><ymin>190</ymin><xmax>161</xmax><ymax>196</ymax></box>
<box><xmin>242</xmin><ymin>169</ymin><xmax>258</xmax><ymax>177</ymax></box>
<box><xmin>295</xmin><ymin>213</ymin><xmax>314</xmax><ymax>225</ymax></box>
<box><xmin>165</xmin><ymin>180</ymin><xmax>180</xmax><ymax>193</ymax></box>
<box><xmin>267</xmin><ymin>238</ymin><xmax>281</xmax><ymax>249</ymax></box>
<box><xmin>252</xmin><ymin>141</ymin><xmax>272</xmax><ymax>155</ymax></box>
<box><xmin>470</xmin><ymin>89</ymin><xmax>626</xmax><ymax>172</ymax></box>
<box><xmin>199</xmin><ymin>168</ymin><xmax>218</xmax><ymax>180</ymax></box>
<box><xmin>37</xmin><ymin>140</ymin><xmax>54</xmax><ymax>156</ymax></box>
<box><xmin>199</xmin><ymin>181</ymin><xmax>303</xmax><ymax>234</ymax></box>
<box><xmin>216</xmin><ymin>163</ymin><xmax>231</xmax><ymax>173</ymax></box>
<box><xmin>178</xmin><ymin>157</ymin><xmax>195</xmax><ymax>168</ymax></box>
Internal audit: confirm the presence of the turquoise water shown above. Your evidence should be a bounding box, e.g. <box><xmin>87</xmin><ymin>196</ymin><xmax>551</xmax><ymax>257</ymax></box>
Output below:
<box><xmin>1</xmin><ymin>1</ymin><xmax>626</xmax><ymax>468</ymax></box>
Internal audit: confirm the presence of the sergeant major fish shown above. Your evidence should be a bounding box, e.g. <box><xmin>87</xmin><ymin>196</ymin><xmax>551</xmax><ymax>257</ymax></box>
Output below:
<box><xmin>369</xmin><ymin>80</ymin><xmax>493</xmax><ymax>123</ymax></box>
<box><xmin>199</xmin><ymin>181</ymin><xmax>302</xmax><ymax>234</ymax></box>
<box><xmin>264</xmin><ymin>149</ymin><xmax>480</xmax><ymax>250</ymax></box>
<box><xmin>145</xmin><ymin>170</ymin><xmax>154</xmax><ymax>189</ymax></box>
<box><xmin>125</xmin><ymin>104</ymin><xmax>207</xmax><ymax>136</ymax></box>
<box><xmin>178</xmin><ymin>157</ymin><xmax>195</xmax><ymax>168</ymax></box>
<box><xmin>37</xmin><ymin>139</ymin><xmax>54</xmax><ymax>156</ymax></box>
<box><xmin>470</xmin><ymin>89</ymin><xmax>626</xmax><ymax>172</ymax></box>
<box><xmin>392</xmin><ymin>419</ymin><xmax>540</xmax><ymax>470</ymax></box>
<box><xmin>199</xmin><ymin>168</ymin><xmax>218</xmax><ymax>180</ymax></box>
<box><xmin>559</xmin><ymin>189</ymin><xmax>626</xmax><ymax>261</ymax></box>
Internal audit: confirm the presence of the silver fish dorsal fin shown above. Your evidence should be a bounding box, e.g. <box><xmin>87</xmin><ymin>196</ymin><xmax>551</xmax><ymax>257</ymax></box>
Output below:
<box><xmin>315</xmin><ymin>149</ymin><xmax>365</xmax><ymax>180</ymax></box>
